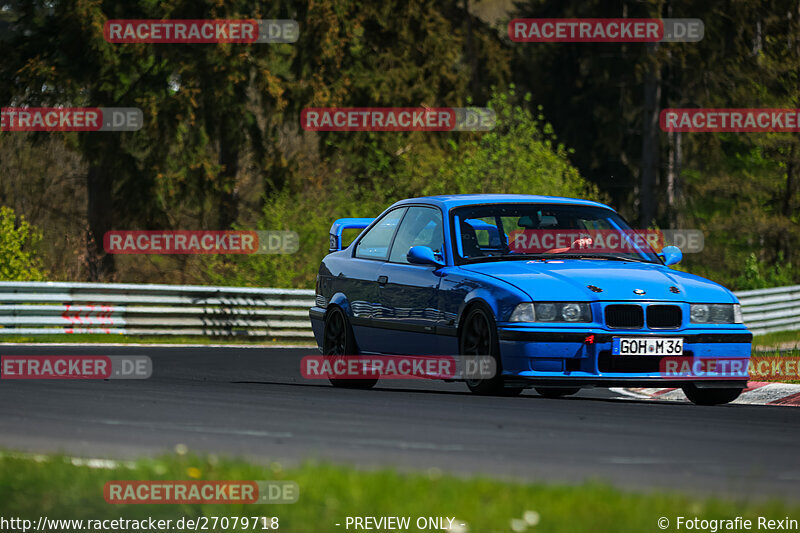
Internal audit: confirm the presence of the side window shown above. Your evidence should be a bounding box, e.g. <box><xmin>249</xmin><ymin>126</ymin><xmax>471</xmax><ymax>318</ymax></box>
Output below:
<box><xmin>388</xmin><ymin>207</ymin><xmax>444</xmax><ymax>264</ymax></box>
<box><xmin>354</xmin><ymin>208</ymin><xmax>406</xmax><ymax>260</ymax></box>
<box><xmin>459</xmin><ymin>217</ymin><xmax>503</xmax><ymax>258</ymax></box>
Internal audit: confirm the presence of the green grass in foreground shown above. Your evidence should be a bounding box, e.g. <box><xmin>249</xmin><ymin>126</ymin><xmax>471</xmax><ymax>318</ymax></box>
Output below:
<box><xmin>752</xmin><ymin>329</ymin><xmax>800</xmax><ymax>348</ymax></box>
<box><xmin>0</xmin><ymin>451</ymin><xmax>798</xmax><ymax>533</ymax></box>
<box><xmin>0</xmin><ymin>334</ymin><xmax>312</xmax><ymax>346</ymax></box>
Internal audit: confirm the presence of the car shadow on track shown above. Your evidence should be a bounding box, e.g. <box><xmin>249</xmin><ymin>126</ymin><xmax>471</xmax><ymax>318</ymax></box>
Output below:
<box><xmin>231</xmin><ymin>379</ymin><xmax>717</xmax><ymax>408</ymax></box>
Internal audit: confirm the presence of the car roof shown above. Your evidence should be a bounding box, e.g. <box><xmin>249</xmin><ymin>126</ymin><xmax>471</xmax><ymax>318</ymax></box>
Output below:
<box><xmin>391</xmin><ymin>194</ymin><xmax>616</xmax><ymax>212</ymax></box>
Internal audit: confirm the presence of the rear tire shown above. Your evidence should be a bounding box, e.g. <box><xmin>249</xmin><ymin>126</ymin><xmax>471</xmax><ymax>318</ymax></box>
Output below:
<box><xmin>682</xmin><ymin>384</ymin><xmax>742</xmax><ymax>405</ymax></box>
<box><xmin>323</xmin><ymin>307</ymin><xmax>377</xmax><ymax>389</ymax></box>
<box><xmin>460</xmin><ymin>304</ymin><xmax>524</xmax><ymax>396</ymax></box>
<box><xmin>535</xmin><ymin>387</ymin><xmax>580</xmax><ymax>398</ymax></box>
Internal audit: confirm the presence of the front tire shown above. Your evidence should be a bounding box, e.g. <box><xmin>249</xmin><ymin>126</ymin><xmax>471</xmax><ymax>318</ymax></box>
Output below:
<box><xmin>460</xmin><ymin>304</ymin><xmax>523</xmax><ymax>396</ymax></box>
<box><xmin>682</xmin><ymin>384</ymin><xmax>743</xmax><ymax>405</ymax></box>
<box><xmin>323</xmin><ymin>307</ymin><xmax>377</xmax><ymax>389</ymax></box>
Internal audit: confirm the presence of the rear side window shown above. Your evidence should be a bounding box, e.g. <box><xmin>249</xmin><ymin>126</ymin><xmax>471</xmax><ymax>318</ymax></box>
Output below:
<box><xmin>354</xmin><ymin>207</ymin><xmax>406</xmax><ymax>260</ymax></box>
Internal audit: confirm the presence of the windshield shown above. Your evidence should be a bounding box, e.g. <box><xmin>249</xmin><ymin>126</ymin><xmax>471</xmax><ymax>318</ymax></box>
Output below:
<box><xmin>451</xmin><ymin>203</ymin><xmax>661</xmax><ymax>264</ymax></box>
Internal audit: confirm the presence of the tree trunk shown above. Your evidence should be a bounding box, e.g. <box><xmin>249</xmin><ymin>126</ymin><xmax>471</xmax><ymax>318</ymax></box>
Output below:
<box><xmin>218</xmin><ymin>120</ymin><xmax>240</xmax><ymax>229</ymax></box>
<box><xmin>85</xmin><ymin>161</ymin><xmax>115</xmax><ymax>281</ymax></box>
<box><xmin>640</xmin><ymin>42</ymin><xmax>661</xmax><ymax>228</ymax></box>
<box><xmin>666</xmin><ymin>130</ymin><xmax>682</xmax><ymax>227</ymax></box>
<box><xmin>463</xmin><ymin>0</ymin><xmax>479</xmax><ymax>102</ymax></box>
<box><xmin>784</xmin><ymin>141</ymin><xmax>795</xmax><ymax>219</ymax></box>
<box><xmin>782</xmin><ymin>139</ymin><xmax>797</xmax><ymax>263</ymax></box>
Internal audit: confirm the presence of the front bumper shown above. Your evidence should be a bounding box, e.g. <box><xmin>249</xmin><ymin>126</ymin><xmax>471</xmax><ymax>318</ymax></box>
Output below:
<box><xmin>497</xmin><ymin>325</ymin><xmax>752</xmax><ymax>385</ymax></box>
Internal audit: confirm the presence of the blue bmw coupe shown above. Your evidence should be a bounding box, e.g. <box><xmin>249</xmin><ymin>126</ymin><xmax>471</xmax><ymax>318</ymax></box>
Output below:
<box><xmin>309</xmin><ymin>194</ymin><xmax>752</xmax><ymax>405</ymax></box>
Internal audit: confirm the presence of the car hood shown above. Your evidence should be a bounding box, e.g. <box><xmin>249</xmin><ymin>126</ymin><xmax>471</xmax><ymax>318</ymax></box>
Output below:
<box><xmin>459</xmin><ymin>260</ymin><xmax>736</xmax><ymax>303</ymax></box>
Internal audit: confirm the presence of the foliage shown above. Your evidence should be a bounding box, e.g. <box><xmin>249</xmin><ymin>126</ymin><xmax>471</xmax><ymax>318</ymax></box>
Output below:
<box><xmin>0</xmin><ymin>206</ymin><xmax>45</xmax><ymax>281</ymax></box>
<box><xmin>0</xmin><ymin>0</ymin><xmax>798</xmax><ymax>290</ymax></box>
<box><xmin>734</xmin><ymin>252</ymin><xmax>795</xmax><ymax>290</ymax></box>
<box><xmin>207</xmin><ymin>88</ymin><xmax>600</xmax><ymax>288</ymax></box>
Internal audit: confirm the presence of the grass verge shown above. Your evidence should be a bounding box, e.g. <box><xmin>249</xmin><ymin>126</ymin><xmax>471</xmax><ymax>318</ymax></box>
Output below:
<box><xmin>752</xmin><ymin>330</ymin><xmax>800</xmax><ymax>349</ymax></box>
<box><xmin>0</xmin><ymin>451</ymin><xmax>798</xmax><ymax>533</ymax></box>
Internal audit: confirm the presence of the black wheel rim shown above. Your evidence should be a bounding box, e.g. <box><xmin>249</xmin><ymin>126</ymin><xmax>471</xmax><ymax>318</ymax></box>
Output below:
<box><xmin>463</xmin><ymin>311</ymin><xmax>492</xmax><ymax>387</ymax></box>
<box><xmin>462</xmin><ymin>311</ymin><xmax>491</xmax><ymax>355</ymax></box>
<box><xmin>324</xmin><ymin>310</ymin><xmax>347</xmax><ymax>355</ymax></box>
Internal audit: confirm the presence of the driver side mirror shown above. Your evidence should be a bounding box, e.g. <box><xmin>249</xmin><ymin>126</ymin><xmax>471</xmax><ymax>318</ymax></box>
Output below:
<box><xmin>407</xmin><ymin>246</ymin><xmax>444</xmax><ymax>267</ymax></box>
<box><xmin>659</xmin><ymin>245</ymin><xmax>683</xmax><ymax>266</ymax></box>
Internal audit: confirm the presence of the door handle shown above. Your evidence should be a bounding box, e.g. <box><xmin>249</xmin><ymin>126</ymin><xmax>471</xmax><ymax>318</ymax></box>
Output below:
<box><xmin>377</xmin><ymin>275</ymin><xmax>388</xmax><ymax>286</ymax></box>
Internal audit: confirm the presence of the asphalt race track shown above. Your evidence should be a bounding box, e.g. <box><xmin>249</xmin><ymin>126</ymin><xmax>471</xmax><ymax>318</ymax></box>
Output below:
<box><xmin>1</xmin><ymin>345</ymin><xmax>799</xmax><ymax>501</ymax></box>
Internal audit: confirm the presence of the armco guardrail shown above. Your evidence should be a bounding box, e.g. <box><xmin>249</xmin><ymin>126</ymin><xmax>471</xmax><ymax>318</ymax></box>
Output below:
<box><xmin>0</xmin><ymin>281</ymin><xmax>315</xmax><ymax>341</ymax></box>
<box><xmin>735</xmin><ymin>284</ymin><xmax>800</xmax><ymax>336</ymax></box>
<box><xmin>0</xmin><ymin>281</ymin><xmax>797</xmax><ymax>339</ymax></box>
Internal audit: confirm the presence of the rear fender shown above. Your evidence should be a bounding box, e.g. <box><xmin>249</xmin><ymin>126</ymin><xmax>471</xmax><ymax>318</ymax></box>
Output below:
<box><xmin>328</xmin><ymin>292</ymin><xmax>352</xmax><ymax>317</ymax></box>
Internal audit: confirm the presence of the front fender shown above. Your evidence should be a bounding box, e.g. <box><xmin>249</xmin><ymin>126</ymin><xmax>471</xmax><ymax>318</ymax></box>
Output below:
<box><xmin>462</xmin><ymin>288</ymin><xmax>504</xmax><ymax>322</ymax></box>
<box><xmin>448</xmin><ymin>269</ymin><xmax>529</xmax><ymax>330</ymax></box>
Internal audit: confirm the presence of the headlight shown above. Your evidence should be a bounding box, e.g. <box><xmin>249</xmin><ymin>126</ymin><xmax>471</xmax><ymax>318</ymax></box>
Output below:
<box><xmin>690</xmin><ymin>304</ymin><xmax>709</xmax><ymax>323</ymax></box>
<box><xmin>509</xmin><ymin>303</ymin><xmax>535</xmax><ymax>322</ymax></box>
<box><xmin>690</xmin><ymin>303</ymin><xmax>741</xmax><ymax>324</ymax></box>
<box><xmin>509</xmin><ymin>302</ymin><xmax>591</xmax><ymax>323</ymax></box>
<box><xmin>536</xmin><ymin>303</ymin><xmax>557</xmax><ymax>321</ymax></box>
<box><xmin>560</xmin><ymin>303</ymin><xmax>585</xmax><ymax>322</ymax></box>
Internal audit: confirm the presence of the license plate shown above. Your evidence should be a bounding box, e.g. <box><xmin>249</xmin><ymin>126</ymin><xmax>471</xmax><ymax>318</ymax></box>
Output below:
<box><xmin>612</xmin><ymin>337</ymin><xmax>683</xmax><ymax>356</ymax></box>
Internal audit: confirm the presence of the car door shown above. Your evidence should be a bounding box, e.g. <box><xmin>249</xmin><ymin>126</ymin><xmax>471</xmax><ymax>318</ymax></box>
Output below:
<box><xmin>345</xmin><ymin>207</ymin><xmax>407</xmax><ymax>353</ymax></box>
<box><xmin>374</xmin><ymin>206</ymin><xmax>446</xmax><ymax>355</ymax></box>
